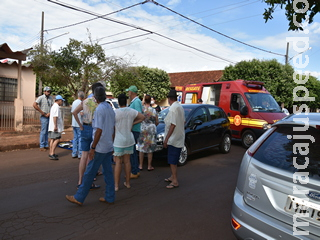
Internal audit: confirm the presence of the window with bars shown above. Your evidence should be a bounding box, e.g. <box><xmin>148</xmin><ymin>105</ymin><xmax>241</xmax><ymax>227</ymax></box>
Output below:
<box><xmin>0</xmin><ymin>77</ymin><xmax>17</xmax><ymax>102</ymax></box>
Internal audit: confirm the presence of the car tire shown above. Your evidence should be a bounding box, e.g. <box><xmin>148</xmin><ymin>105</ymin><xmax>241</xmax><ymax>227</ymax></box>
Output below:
<box><xmin>241</xmin><ymin>130</ymin><xmax>256</xmax><ymax>148</ymax></box>
<box><xmin>177</xmin><ymin>144</ymin><xmax>188</xmax><ymax>166</ymax></box>
<box><xmin>219</xmin><ymin>133</ymin><xmax>231</xmax><ymax>154</ymax></box>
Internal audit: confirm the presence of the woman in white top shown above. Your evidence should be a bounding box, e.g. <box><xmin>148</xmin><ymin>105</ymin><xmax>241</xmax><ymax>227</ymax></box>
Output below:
<box><xmin>113</xmin><ymin>94</ymin><xmax>144</xmax><ymax>191</ymax></box>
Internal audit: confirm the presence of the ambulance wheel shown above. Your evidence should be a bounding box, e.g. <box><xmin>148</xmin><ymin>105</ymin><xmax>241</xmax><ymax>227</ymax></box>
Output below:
<box><xmin>177</xmin><ymin>144</ymin><xmax>188</xmax><ymax>166</ymax></box>
<box><xmin>241</xmin><ymin>130</ymin><xmax>256</xmax><ymax>149</ymax></box>
<box><xmin>219</xmin><ymin>133</ymin><xmax>231</xmax><ymax>153</ymax></box>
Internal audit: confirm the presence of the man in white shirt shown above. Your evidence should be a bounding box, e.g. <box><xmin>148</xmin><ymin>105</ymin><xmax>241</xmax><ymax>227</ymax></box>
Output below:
<box><xmin>163</xmin><ymin>89</ymin><xmax>185</xmax><ymax>189</ymax></box>
<box><xmin>71</xmin><ymin>91</ymin><xmax>85</xmax><ymax>159</ymax></box>
<box><xmin>48</xmin><ymin>95</ymin><xmax>65</xmax><ymax>160</ymax></box>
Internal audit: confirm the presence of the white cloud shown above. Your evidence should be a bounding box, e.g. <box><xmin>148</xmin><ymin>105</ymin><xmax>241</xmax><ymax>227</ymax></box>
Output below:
<box><xmin>305</xmin><ymin>71</ymin><xmax>320</xmax><ymax>78</ymax></box>
<box><xmin>167</xmin><ymin>0</ymin><xmax>181</xmax><ymax>7</ymax></box>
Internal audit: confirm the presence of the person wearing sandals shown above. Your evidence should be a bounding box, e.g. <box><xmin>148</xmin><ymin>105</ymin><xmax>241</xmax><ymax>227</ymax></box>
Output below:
<box><xmin>72</xmin><ymin>82</ymin><xmax>103</xmax><ymax>190</ymax></box>
<box><xmin>66</xmin><ymin>86</ymin><xmax>116</xmax><ymax>206</ymax></box>
<box><xmin>113</xmin><ymin>94</ymin><xmax>145</xmax><ymax>191</ymax></box>
<box><xmin>163</xmin><ymin>90</ymin><xmax>185</xmax><ymax>189</ymax></box>
<box><xmin>137</xmin><ymin>95</ymin><xmax>159</xmax><ymax>171</ymax></box>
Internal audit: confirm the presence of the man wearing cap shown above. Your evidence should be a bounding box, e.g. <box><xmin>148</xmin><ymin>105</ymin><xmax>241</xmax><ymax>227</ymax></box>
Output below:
<box><xmin>163</xmin><ymin>89</ymin><xmax>185</xmax><ymax>189</ymax></box>
<box><xmin>33</xmin><ymin>86</ymin><xmax>54</xmax><ymax>151</ymax></box>
<box><xmin>48</xmin><ymin>95</ymin><xmax>65</xmax><ymax>160</ymax></box>
<box><xmin>126</xmin><ymin>85</ymin><xmax>142</xmax><ymax>178</ymax></box>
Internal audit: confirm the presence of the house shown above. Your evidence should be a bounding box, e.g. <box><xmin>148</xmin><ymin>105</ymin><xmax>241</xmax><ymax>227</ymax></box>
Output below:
<box><xmin>0</xmin><ymin>43</ymin><xmax>35</xmax><ymax>131</ymax></box>
<box><xmin>0</xmin><ymin>60</ymin><xmax>35</xmax><ymax>107</ymax></box>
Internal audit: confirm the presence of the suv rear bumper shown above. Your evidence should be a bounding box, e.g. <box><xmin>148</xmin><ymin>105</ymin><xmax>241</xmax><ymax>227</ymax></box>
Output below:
<box><xmin>231</xmin><ymin>188</ymin><xmax>317</xmax><ymax>240</ymax></box>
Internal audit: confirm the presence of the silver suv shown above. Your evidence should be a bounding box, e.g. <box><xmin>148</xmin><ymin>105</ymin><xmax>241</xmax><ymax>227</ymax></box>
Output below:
<box><xmin>231</xmin><ymin>113</ymin><xmax>320</xmax><ymax>239</ymax></box>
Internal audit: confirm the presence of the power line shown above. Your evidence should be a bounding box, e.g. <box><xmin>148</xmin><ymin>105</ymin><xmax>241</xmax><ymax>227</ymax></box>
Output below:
<box><xmin>148</xmin><ymin>0</ymin><xmax>285</xmax><ymax>57</ymax></box>
<box><xmin>100</xmin><ymin>33</ymin><xmax>152</xmax><ymax>46</ymax></box>
<box><xmin>46</xmin><ymin>0</ymin><xmax>148</xmax><ymax>32</ymax></box>
<box><xmin>187</xmin><ymin>0</ymin><xmax>257</xmax><ymax>16</ymax></box>
<box><xmin>191</xmin><ymin>0</ymin><xmax>260</xmax><ymax>19</ymax></box>
<box><xmin>47</xmin><ymin>0</ymin><xmax>236</xmax><ymax>64</ymax></box>
<box><xmin>147</xmin><ymin>38</ymin><xmax>227</xmax><ymax>63</ymax></box>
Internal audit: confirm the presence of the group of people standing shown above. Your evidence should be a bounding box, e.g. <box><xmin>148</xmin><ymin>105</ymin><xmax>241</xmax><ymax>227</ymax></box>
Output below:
<box><xmin>34</xmin><ymin>83</ymin><xmax>185</xmax><ymax>206</ymax></box>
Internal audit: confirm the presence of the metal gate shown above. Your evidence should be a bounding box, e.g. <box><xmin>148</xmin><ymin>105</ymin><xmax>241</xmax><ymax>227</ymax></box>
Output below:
<box><xmin>0</xmin><ymin>102</ymin><xmax>15</xmax><ymax>131</ymax></box>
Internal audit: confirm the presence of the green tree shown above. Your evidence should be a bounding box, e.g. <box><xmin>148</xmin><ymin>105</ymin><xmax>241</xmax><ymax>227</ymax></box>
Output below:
<box><xmin>263</xmin><ymin>0</ymin><xmax>320</xmax><ymax>31</ymax></box>
<box><xmin>293</xmin><ymin>74</ymin><xmax>320</xmax><ymax>111</ymax></box>
<box><xmin>136</xmin><ymin>66</ymin><xmax>171</xmax><ymax>101</ymax></box>
<box><xmin>29</xmin><ymin>38</ymin><xmax>107</xmax><ymax>99</ymax></box>
<box><xmin>109</xmin><ymin>65</ymin><xmax>171</xmax><ymax>101</ymax></box>
<box><xmin>109</xmin><ymin>65</ymin><xmax>140</xmax><ymax>98</ymax></box>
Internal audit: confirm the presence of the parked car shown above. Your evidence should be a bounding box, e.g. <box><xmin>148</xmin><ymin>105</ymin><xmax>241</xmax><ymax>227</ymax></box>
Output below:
<box><xmin>231</xmin><ymin>113</ymin><xmax>320</xmax><ymax>239</ymax></box>
<box><xmin>106</xmin><ymin>98</ymin><xmax>119</xmax><ymax>109</ymax></box>
<box><xmin>155</xmin><ymin>103</ymin><xmax>232</xmax><ymax>166</ymax></box>
<box><xmin>282</xmin><ymin>107</ymin><xmax>290</xmax><ymax>116</ymax></box>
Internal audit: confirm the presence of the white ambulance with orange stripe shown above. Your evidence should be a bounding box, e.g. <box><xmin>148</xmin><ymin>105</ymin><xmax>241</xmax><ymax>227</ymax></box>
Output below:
<box><xmin>182</xmin><ymin>80</ymin><xmax>286</xmax><ymax>148</ymax></box>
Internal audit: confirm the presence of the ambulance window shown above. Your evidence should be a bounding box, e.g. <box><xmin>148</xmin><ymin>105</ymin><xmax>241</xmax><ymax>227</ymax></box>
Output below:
<box><xmin>230</xmin><ymin>94</ymin><xmax>245</xmax><ymax>111</ymax></box>
<box><xmin>185</xmin><ymin>93</ymin><xmax>197</xmax><ymax>104</ymax></box>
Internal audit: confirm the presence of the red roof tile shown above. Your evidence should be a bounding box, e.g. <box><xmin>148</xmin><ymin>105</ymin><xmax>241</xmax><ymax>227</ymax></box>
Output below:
<box><xmin>168</xmin><ymin>70</ymin><xmax>223</xmax><ymax>87</ymax></box>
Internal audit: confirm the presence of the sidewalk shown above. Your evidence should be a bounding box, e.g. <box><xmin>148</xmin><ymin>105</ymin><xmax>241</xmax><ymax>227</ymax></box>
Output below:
<box><xmin>0</xmin><ymin>127</ymin><xmax>74</xmax><ymax>152</ymax></box>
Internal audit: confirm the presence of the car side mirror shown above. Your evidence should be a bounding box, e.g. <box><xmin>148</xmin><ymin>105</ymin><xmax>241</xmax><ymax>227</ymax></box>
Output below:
<box><xmin>240</xmin><ymin>106</ymin><xmax>248</xmax><ymax>116</ymax></box>
<box><xmin>192</xmin><ymin>120</ymin><xmax>202</xmax><ymax>130</ymax></box>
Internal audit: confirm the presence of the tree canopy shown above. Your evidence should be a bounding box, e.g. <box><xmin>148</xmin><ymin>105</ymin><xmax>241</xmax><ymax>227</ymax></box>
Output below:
<box><xmin>221</xmin><ymin>59</ymin><xmax>320</xmax><ymax>111</ymax></box>
<box><xmin>29</xmin><ymin>38</ymin><xmax>171</xmax><ymax>103</ymax></box>
<box><xmin>109</xmin><ymin>65</ymin><xmax>171</xmax><ymax>100</ymax></box>
<box><xmin>29</xmin><ymin>38</ymin><xmax>107</xmax><ymax>100</ymax></box>
<box><xmin>263</xmin><ymin>0</ymin><xmax>320</xmax><ymax>31</ymax></box>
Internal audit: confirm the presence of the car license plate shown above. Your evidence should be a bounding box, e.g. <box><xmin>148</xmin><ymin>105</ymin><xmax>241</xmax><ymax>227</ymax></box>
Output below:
<box><xmin>285</xmin><ymin>195</ymin><xmax>320</xmax><ymax>224</ymax></box>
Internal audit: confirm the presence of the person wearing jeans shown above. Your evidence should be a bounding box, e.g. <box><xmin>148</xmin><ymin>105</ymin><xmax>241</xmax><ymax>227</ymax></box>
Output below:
<box><xmin>33</xmin><ymin>86</ymin><xmax>53</xmax><ymax>151</ymax></box>
<box><xmin>66</xmin><ymin>86</ymin><xmax>115</xmax><ymax>206</ymax></box>
<box><xmin>71</xmin><ymin>91</ymin><xmax>85</xmax><ymax>158</ymax></box>
<box><xmin>40</xmin><ymin>115</ymin><xmax>50</xmax><ymax>149</ymax></box>
<box><xmin>126</xmin><ymin>85</ymin><xmax>142</xmax><ymax>179</ymax></box>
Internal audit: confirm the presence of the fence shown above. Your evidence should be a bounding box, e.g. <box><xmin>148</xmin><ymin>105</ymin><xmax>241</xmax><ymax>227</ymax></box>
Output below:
<box><xmin>23</xmin><ymin>106</ymin><xmax>39</xmax><ymax>125</ymax></box>
<box><xmin>0</xmin><ymin>102</ymin><xmax>15</xmax><ymax>131</ymax></box>
<box><xmin>23</xmin><ymin>106</ymin><xmax>72</xmax><ymax>127</ymax></box>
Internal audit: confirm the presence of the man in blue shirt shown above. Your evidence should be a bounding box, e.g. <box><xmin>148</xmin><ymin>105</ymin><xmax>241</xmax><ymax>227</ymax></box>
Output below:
<box><xmin>66</xmin><ymin>86</ymin><xmax>115</xmax><ymax>205</ymax></box>
<box><xmin>126</xmin><ymin>85</ymin><xmax>142</xmax><ymax>178</ymax></box>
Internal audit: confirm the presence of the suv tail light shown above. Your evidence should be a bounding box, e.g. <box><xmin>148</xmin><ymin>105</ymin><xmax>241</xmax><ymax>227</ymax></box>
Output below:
<box><xmin>231</xmin><ymin>218</ymin><xmax>241</xmax><ymax>230</ymax></box>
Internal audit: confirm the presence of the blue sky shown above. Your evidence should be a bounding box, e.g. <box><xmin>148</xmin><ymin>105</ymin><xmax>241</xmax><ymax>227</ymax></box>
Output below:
<box><xmin>1</xmin><ymin>0</ymin><xmax>319</xmax><ymax>78</ymax></box>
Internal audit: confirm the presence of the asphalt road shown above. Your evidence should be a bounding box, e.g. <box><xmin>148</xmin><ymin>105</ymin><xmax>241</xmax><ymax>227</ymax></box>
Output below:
<box><xmin>0</xmin><ymin>141</ymin><xmax>246</xmax><ymax>240</ymax></box>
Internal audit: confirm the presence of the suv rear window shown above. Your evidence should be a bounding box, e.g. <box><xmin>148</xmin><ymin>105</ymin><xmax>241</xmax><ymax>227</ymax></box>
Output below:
<box><xmin>253</xmin><ymin>125</ymin><xmax>320</xmax><ymax>179</ymax></box>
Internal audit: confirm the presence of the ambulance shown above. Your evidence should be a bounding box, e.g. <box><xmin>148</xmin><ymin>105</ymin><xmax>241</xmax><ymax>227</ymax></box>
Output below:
<box><xmin>182</xmin><ymin>80</ymin><xmax>286</xmax><ymax>148</ymax></box>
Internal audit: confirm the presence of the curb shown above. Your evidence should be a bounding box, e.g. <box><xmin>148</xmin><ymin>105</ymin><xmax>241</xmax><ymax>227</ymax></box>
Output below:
<box><xmin>0</xmin><ymin>143</ymin><xmax>39</xmax><ymax>152</ymax></box>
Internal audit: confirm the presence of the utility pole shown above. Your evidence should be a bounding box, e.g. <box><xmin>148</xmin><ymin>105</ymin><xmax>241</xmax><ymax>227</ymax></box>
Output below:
<box><xmin>38</xmin><ymin>11</ymin><xmax>44</xmax><ymax>96</ymax></box>
<box><xmin>285</xmin><ymin>42</ymin><xmax>289</xmax><ymax>65</ymax></box>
